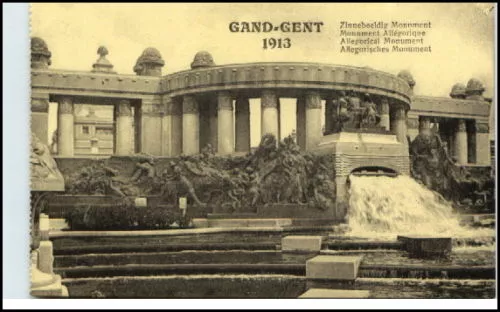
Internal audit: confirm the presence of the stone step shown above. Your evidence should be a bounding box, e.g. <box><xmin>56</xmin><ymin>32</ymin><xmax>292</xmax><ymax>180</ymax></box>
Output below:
<box><xmin>299</xmin><ymin>288</ymin><xmax>370</xmax><ymax>298</ymax></box>
<box><xmin>207</xmin><ymin>218</ymin><xmax>292</xmax><ymax>228</ymax></box>
<box><xmin>53</xmin><ymin>241</ymin><xmax>280</xmax><ymax>255</ymax></box>
<box><xmin>55</xmin><ymin>263</ymin><xmax>306</xmax><ymax>278</ymax></box>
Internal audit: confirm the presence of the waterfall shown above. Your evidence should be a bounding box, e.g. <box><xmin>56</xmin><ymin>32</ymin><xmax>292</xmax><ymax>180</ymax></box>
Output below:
<box><xmin>347</xmin><ymin>175</ymin><xmax>494</xmax><ymax>240</ymax></box>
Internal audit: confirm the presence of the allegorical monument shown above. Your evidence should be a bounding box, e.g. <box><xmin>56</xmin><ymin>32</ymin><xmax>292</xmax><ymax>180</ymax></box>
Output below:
<box><xmin>31</xmin><ymin>37</ymin><xmax>493</xmax><ymax>221</ymax></box>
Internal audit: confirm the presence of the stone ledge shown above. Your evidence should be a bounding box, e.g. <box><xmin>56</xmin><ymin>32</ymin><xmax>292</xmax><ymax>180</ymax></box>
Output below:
<box><xmin>299</xmin><ymin>288</ymin><xmax>370</xmax><ymax>299</ymax></box>
<box><xmin>282</xmin><ymin>236</ymin><xmax>323</xmax><ymax>252</ymax></box>
<box><xmin>306</xmin><ymin>255</ymin><xmax>363</xmax><ymax>281</ymax></box>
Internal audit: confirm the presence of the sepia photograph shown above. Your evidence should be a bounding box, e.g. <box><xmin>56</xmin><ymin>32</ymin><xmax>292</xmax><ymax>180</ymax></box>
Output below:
<box><xmin>4</xmin><ymin>2</ymin><xmax>497</xmax><ymax>306</ymax></box>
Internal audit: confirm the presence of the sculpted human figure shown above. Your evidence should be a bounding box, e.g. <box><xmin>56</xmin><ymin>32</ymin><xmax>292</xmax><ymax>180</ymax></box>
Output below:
<box><xmin>102</xmin><ymin>166</ymin><xmax>127</xmax><ymax>197</ymax></box>
<box><xmin>130</xmin><ymin>157</ymin><xmax>156</xmax><ymax>182</ymax></box>
<box><xmin>165</xmin><ymin>160</ymin><xmax>206</xmax><ymax>207</ymax></box>
<box><xmin>31</xmin><ymin>133</ymin><xmax>60</xmax><ymax>180</ymax></box>
<box><xmin>337</xmin><ymin>91</ymin><xmax>350</xmax><ymax>128</ymax></box>
<box><xmin>360</xmin><ymin>93</ymin><xmax>380</xmax><ymax>127</ymax></box>
<box><xmin>245</xmin><ymin>167</ymin><xmax>261</xmax><ymax>207</ymax></box>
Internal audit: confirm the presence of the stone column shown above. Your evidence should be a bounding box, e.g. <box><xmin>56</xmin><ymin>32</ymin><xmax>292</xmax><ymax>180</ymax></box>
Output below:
<box><xmin>305</xmin><ymin>91</ymin><xmax>322</xmax><ymax>150</ymax></box>
<box><xmin>161</xmin><ymin>96</ymin><xmax>182</xmax><ymax>156</ymax></box>
<box><xmin>182</xmin><ymin>95</ymin><xmax>200</xmax><ymax>155</ymax></box>
<box><xmin>475</xmin><ymin>121</ymin><xmax>491</xmax><ymax>165</ymax></box>
<box><xmin>324</xmin><ymin>98</ymin><xmax>334</xmax><ymax>134</ymax></box>
<box><xmin>198</xmin><ymin>99</ymin><xmax>211</xmax><ymax>151</ymax></box>
<box><xmin>378</xmin><ymin>98</ymin><xmax>390</xmax><ymax>131</ymax></box>
<box><xmin>296</xmin><ymin>96</ymin><xmax>306</xmax><ymax>150</ymax></box>
<box><xmin>261</xmin><ymin>90</ymin><xmax>279</xmax><ymax>139</ymax></box>
<box><xmin>235</xmin><ymin>97</ymin><xmax>251</xmax><ymax>153</ymax></box>
<box><xmin>277</xmin><ymin>98</ymin><xmax>282</xmax><ymax>141</ymax></box>
<box><xmin>217</xmin><ymin>91</ymin><xmax>234</xmax><ymax>155</ymax></box>
<box><xmin>208</xmin><ymin>98</ymin><xmax>218</xmax><ymax>152</ymax></box>
<box><xmin>114</xmin><ymin>100</ymin><xmax>133</xmax><ymax>155</ymax></box>
<box><xmin>31</xmin><ymin>92</ymin><xmax>50</xmax><ymax>145</ymax></box>
<box><xmin>392</xmin><ymin>106</ymin><xmax>408</xmax><ymax>145</ymax></box>
<box><xmin>454</xmin><ymin>119</ymin><xmax>468</xmax><ymax>165</ymax></box>
<box><xmin>57</xmin><ymin>97</ymin><xmax>74</xmax><ymax>156</ymax></box>
<box><xmin>139</xmin><ymin>97</ymin><xmax>163</xmax><ymax>155</ymax></box>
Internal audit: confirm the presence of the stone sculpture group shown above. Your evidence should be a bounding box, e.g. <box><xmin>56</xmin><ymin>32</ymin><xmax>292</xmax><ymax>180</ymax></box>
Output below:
<box><xmin>66</xmin><ymin>134</ymin><xmax>337</xmax><ymax>213</ymax></box>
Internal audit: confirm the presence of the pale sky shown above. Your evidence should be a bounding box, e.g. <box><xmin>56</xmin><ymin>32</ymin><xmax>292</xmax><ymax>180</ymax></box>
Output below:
<box><xmin>31</xmin><ymin>3</ymin><xmax>496</xmax><ymax>145</ymax></box>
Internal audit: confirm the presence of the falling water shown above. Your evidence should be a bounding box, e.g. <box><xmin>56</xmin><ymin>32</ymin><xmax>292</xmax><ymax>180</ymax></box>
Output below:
<box><xmin>347</xmin><ymin>175</ymin><xmax>494</xmax><ymax>240</ymax></box>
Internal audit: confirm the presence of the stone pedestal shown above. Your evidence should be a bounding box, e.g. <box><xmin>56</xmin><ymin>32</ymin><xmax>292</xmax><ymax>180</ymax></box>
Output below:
<box><xmin>39</xmin><ymin>213</ymin><xmax>50</xmax><ymax>241</ymax></box>
<box><xmin>306</xmin><ymin>255</ymin><xmax>363</xmax><ymax>280</ymax></box>
<box><xmin>261</xmin><ymin>90</ymin><xmax>279</xmax><ymax>139</ymax></box>
<box><xmin>454</xmin><ymin>119</ymin><xmax>468</xmax><ymax>164</ymax></box>
<box><xmin>30</xmin><ymin>243</ymin><xmax>68</xmax><ymax>297</ymax></box>
<box><xmin>57</xmin><ymin>97</ymin><xmax>74</xmax><ymax>156</ymax></box>
<box><xmin>282</xmin><ymin>236</ymin><xmax>323</xmax><ymax>252</ymax></box>
<box><xmin>217</xmin><ymin>91</ymin><xmax>234</xmax><ymax>154</ymax></box>
<box><xmin>115</xmin><ymin>100</ymin><xmax>133</xmax><ymax>155</ymax></box>
<box><xmin>182</xmin><ymin>95</ymin><xmax>200</xmax><ymax>155</ymax></box>
<box><xmin>305</xmin><ymin>91</ymin><xmax>322</xmax><ymax>150</ymax></box>
<box><xmin>38</xmin><ymin>241</ymin><xmax>54</xmax><ymax>274</ymax></box>
<box><xmin>235</xmin><ymin>98</ymin><xmax>251</xmax><ymax>152</ymax></box>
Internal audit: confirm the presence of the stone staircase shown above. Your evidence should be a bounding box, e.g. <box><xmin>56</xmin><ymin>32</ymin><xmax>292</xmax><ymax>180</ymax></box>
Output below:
<box><xmin>49</xmin><ymin>221</ymin><xmax>495</xmax><ymax>298</ymax></box>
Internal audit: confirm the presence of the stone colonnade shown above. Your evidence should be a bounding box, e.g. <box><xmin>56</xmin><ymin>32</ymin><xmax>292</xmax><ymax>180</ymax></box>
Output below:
<box><xmin>47</xmin><ymin>90</ymin><xmax>411</xmax><ymax>156</ymax></box>
<box><xmin>409</xmin><ymin>115</ymin><xmax>490</xmax><ymax>165</ymax></box>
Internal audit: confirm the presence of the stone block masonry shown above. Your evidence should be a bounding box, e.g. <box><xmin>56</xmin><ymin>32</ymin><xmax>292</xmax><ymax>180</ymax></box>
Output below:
<box><xmin>282</xmin><ymin>236</ymin><xmax>323</xmax><ymax>252</ymax></box>
<box><xmin>306</xmin><ymin>255</ymin><xmax>363</xmax><ymax>280</ymax></box>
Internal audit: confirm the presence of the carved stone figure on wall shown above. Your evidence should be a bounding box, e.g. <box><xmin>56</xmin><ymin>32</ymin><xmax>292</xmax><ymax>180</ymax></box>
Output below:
<box><xmin>130</xmin><ymin>156</ymin><xmax>156</xmax><ymax>182</ymax></box>
<box><xmin>163</xmin><ymin>160</ymin><xmax>207</xmax><ymax>207</ymax></box>
<box><xmin>102</xmin><ymin>166</ymin><xmax>127</xmax><ymax>197</ymax></box>
<box><xmin>337</xmin><ymin>91</ymin><xmax>351</xmax><ymax>130</ymax></box>
<box><xmin>360</xmin><ymin>93</ymin><xmax>380</xmax><ymax>127</ymax></box>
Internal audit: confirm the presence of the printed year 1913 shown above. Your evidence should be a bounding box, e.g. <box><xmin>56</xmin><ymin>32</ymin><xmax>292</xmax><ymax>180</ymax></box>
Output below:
<box><xmin>263</xmin><ymin>38</ymin><xmax>291</xmax><ymax>49</ymax></box>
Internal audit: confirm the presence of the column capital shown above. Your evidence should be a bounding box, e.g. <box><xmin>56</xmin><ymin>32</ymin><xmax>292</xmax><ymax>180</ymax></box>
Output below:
<box><xmin>58</xmin><ymin>97</ymin><xmax>74</xmax><ymax>114</ymax></box>
<box><xmin>475</xmin><ymin>122</ymin><xmax>489</xmax><ymax>133</ymax></box>
<box><xmin>235</xmin><ymin>97</ymin><xmax>250</xmax><ymax>113</ymax></box>
<box><xmin>394</xmin><ymin>107</ymin><xmax>406</xmax><ymax>120</ymax></box>
<box><xmin>31</xmin><ymin>99</ymin><xmax>49</xmax><ymax>113</ymax></box>
<box><xmin>164</xmin><ymin>98</ymin><xmax>182</xmax><ymax>116</ymax></box>
<box><xmin>31</xmin><ymin>92</ymin><xmax>49</xmax><ymax>112</ymax></box>
<box><xmin>305</xmin><ymin>91</ymin><xmax>322</xmax><ymax>109</ymax></box>
<box><xmin>183</xmin><ymin>95</ymin><xmax>199</xmax><ymax>114</ymax></box>
<box><xmin>116</xmin><ymin>100</ymin><xmax>132</xmax><ymax>117</ymax></box>
<box><xmin>217</xmin><ymin>91</ymin><xmax>233</xmax><ymax>111</ymax></box>
<box><xmin>457</xmin><ymin>119</ymin><xmax>467</xmax><ymax>132</ymax></box>
<box><xmin>378</xmin><ymin>98</ymin><xmax>390</xmax><ymax>114</ymax></box>
<box><xmin>407</xmin><ymin>117</ymin><xmax>419</xmax><ymax>129</ymax></box>
<box><xmin>261</xmin><ymin>90</ymin><xmax>278</xmax><ymax>108</ymax></box>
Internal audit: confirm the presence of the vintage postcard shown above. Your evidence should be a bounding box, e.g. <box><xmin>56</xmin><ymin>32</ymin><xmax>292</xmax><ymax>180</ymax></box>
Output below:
<box><xmin>27</xmin><ymin>3</ymin><xmax>496</xmax><ymax>301</ymax></box>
